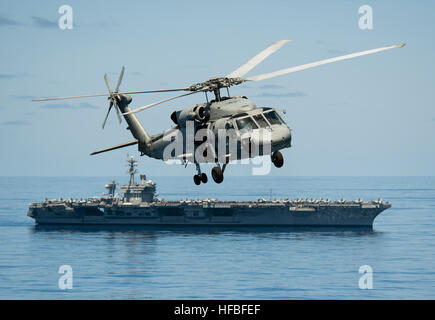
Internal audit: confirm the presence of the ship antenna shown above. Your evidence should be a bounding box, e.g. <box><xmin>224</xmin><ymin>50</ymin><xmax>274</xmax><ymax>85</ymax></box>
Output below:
<box><xmin>126</xmin><ymin>155</ymin><xmax>138</xmax><ymax>186</ymax></box>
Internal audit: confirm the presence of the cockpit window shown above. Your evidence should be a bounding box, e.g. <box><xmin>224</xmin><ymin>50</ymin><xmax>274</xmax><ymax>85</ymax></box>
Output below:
<box><xmin>263</xmin><ymin>111</ymin><xmax>282</xmax><ymax>125</ymax></box>
<box><xmin>225</xmin><ymin>121</ymin><xmax>234</xmax><ymax>130</ymax></box>
<box><xmin>236</xmin><ymin>117</ymin><xmax>258</xmax><ymax>132</ymax></box>
<box><xmin>253</xmin><ymin>114</ymin><xmax>269</xmax><ymax>128</ymax></box>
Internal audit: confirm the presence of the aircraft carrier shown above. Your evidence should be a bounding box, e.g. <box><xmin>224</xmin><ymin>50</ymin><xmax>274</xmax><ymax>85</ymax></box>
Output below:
<box><xmin>27</xmin><ymin>157</ymin><xmax>391</xmax><ymax>227</ymax></box>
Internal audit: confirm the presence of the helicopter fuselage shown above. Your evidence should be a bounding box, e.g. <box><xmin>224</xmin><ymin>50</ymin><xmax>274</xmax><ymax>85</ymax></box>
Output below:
<box><xmin>138</xmin><ymin>96</ymin><xmax>291</xmax><ymax>164</ymax></box>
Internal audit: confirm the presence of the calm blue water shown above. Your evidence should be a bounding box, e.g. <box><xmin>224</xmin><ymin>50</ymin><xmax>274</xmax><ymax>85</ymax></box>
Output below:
<box><xmin>0</xmin><ymin>176</ymin><xmax>434</xmax><ymax>299</ymax></box>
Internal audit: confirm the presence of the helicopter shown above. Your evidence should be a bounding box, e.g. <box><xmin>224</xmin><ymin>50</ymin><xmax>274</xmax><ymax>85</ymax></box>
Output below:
<box><xmin>33</xmin><ymin>40</ymin><xmax>405</xmax><ymax>185</ymax></box>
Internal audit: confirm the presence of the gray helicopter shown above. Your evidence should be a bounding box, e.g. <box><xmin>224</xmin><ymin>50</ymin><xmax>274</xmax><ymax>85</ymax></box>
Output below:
<box><xmin>33</xmin><ymin>40</ymin><xmax>405</xmax><ymax>185</ymax></box>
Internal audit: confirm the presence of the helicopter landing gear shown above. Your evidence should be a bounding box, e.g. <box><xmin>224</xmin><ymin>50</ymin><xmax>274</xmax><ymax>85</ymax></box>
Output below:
<box><xmin>272</xmin><ymin>150</ymin><xmax>284</xmax><ymax>168</ymax></box>
<box><xmin>193</xmin><ymin>175</ymin><xmax>201</xmax><ymax>185</ymax></box>
<box><xmin>211</xmin><ymin>163</ymin><xmax>226</xmax><ymax>184</ymax></box>
<box><xmin>211</xmin><ymin>167</ymin><xmax>223</xmax><ymax>184</ymax></box>
<box><xmin>201</xmin><ymin>173</ymin><xmax>208</xmax><ymax>183</ymax></box>
<box><xmin>193</xmin><ymin>164</ymin><xmax>208</xmax><ymax>185</ymax></box>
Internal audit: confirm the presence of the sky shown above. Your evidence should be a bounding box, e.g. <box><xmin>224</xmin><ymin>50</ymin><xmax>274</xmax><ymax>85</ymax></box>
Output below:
<box><xmin>0</xmin><ymin>0</ymin><xmax>434</xmax><ymax>177</ymax></box>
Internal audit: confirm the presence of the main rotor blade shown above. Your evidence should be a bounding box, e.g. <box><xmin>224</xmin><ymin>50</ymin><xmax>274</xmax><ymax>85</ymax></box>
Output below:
<box><xmin>32</xmin><ymin>88</ymin><xmax>191</xmax><ymax>102</ymax></box>
<box><xmin>102</xmin><ymin>101</ymin><xmax>113</xmax><ymax>129</ymax></box>
<box><xmin>244</xmin><ymin>43</ymin><xmax>406</xmax><ymax>82</ymax></box>
<box><xmin>32</xmin><ymin>93</ymin><xmax>109</xmax><ymax>102</ymax></box>
<box><xmin>125</xmin><ymin>88</ymin><xmax>191</xmax><ymax>94</ymax></box>
<box><xmin>115</xmin><ymin>66</ymin><xmax>125</xmax><ymax>93</ymax></box>
<box><xmin>226</xmin><ymin>40</ymin><xmax>291</xmax><ymax>79</ymax></box>
<box><xmin>104</xmin><ymin>73</ymin><xmax>113</xmax><ymax>94</ymax></box>
<box><xmin>123</xmin><ymin>91</ymin><xmax>198</xmax><ymax>115</ymax></box>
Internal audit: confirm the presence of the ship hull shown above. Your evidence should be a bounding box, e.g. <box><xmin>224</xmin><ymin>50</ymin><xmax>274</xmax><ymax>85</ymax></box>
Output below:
<box><xmin>28</xmin><ymin>202</ymin><xmax>390</xmax><ymax>227</ymax></box>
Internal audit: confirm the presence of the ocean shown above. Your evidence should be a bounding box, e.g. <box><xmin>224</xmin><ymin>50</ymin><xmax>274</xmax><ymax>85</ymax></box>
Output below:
<box><xmin>0</xmin><ymin>176</ymin><xmax>434</xmax><ymax>299</ymax></box>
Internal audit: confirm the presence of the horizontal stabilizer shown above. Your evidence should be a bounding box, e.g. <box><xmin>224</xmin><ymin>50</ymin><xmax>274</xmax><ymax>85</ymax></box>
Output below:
<box><xmin>90</xmin><ymin>140</ymin><xmax>138</xmax><ymax>156</ymax></box>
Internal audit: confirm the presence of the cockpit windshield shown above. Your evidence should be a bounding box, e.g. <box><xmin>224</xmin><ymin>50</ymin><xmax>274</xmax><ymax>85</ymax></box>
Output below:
<box><xmin>263</xmin><ymin>111</ymin><xmax>282</xmax><ymax>125</ymax></box>
<box><xmin>253</xmin><ymin>114</ymin><xmax>269</xmax><ymax>128</ymax></box>
<box><xmin>236</xmin><ymin>117</ymin><xmax>258</xmax><ymax>132</ymax></box>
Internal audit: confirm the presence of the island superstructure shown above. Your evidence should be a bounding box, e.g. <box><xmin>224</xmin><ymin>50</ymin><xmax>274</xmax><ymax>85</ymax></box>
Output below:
<box><xmin>27</xmin><ymin>157</ymin><xmax>391</xmax><ymax>227</ymax></box>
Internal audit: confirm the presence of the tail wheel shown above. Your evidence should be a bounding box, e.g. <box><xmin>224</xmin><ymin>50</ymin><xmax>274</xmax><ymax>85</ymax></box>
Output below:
<box><xmin>201</xmin><ymin>173</ymin><xmax>208</xmax><ymax>184</ymax></box>
<box><xmin>211</xmin><ymin>166</ymin><xmax>224</xmax><ymax>184</ymax></box>
<box><xmin>193</xmin><ymin>174</ymin><xmax>201</xmax><ymax>185</ymax></box>
<box><xmin>272</xmin><ymin>151</ymin><xmax>284</xmax><ymax>168</ymax></box>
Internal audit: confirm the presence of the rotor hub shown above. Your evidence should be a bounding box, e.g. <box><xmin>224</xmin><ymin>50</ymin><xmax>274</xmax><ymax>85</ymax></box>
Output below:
<box><xmin>188</xmin><ymin>77</ymin><xmax>244</xmax><ymax>92</ymax></box>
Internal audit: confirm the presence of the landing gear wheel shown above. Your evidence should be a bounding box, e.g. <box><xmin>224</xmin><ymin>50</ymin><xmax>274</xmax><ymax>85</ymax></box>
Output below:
<box><xmin>211</xmin><ymin>166</ymin><xmax>224</xmax><ymax>184</ymax></box>
<box><xmin>272</xmin><ymin>151</ymin><xmax>284</xmax><ymax>168</ymax></box>
<box><xmin>201</xmin><ymin>173</ymin><xmax>208</xmax><ymax>184</ymax></box>
<box><xmin>193</xmin><ymin>174</ymin><xmax>201</xmax><ymax>185</ymax></box>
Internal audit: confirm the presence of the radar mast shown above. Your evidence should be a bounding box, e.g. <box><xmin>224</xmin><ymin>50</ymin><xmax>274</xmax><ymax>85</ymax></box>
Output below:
<box><xmin>126</xmin><ymin>155</ymin><xmax>138</xmax><ymax>186</ymax></box>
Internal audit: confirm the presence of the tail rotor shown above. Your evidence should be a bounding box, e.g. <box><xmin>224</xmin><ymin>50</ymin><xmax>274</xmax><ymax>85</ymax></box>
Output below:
<box><xmin>102</xmin><ymin>66</ymin><xmax>125</xmax><ymax>129</ymax></box>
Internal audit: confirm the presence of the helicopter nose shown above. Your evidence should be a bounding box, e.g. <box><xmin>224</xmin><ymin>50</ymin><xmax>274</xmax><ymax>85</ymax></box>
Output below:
<box><xmin>271</xmin><ymin>126</ymin><xmax>292</xmax><ymax>150</ymax></box>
